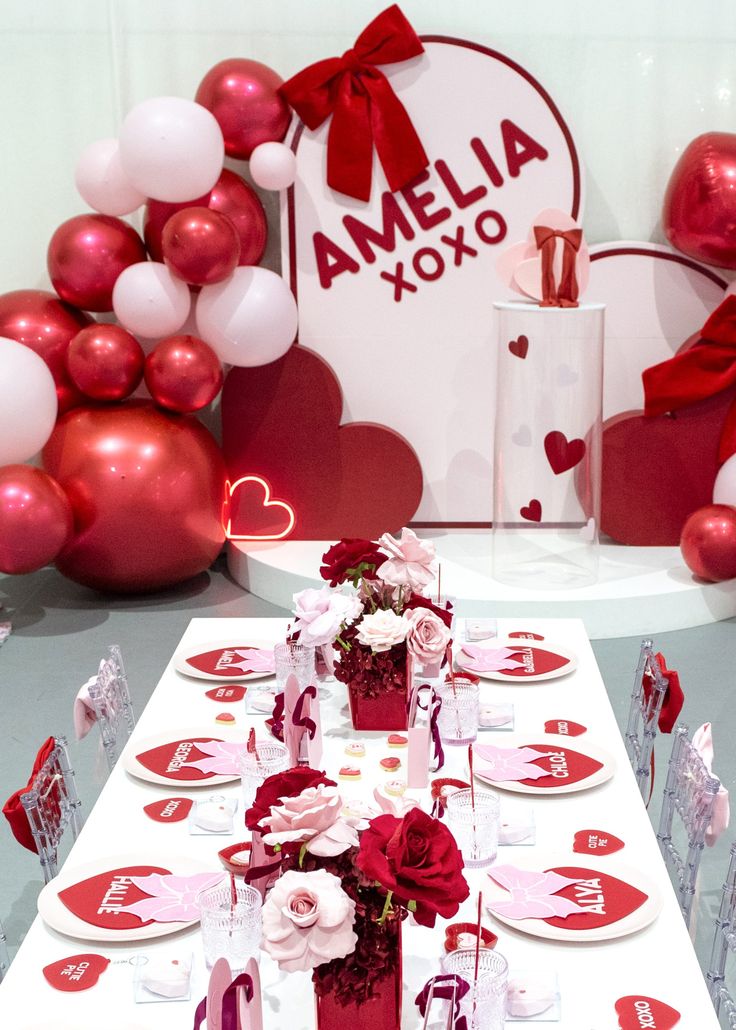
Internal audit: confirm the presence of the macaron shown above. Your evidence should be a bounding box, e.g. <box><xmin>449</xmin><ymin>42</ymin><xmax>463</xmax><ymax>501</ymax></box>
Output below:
<box><xmin>387</xmin><ymin>734</ymin><xmax>408</xmax><ymax>749</ymax></box>
<box><xmin>339</xmin><ymin>766</ymin><xmax>362</xmax><ymax>781</ymax></box>
<box><xmin>344</xmin><ymin>742</ymin><xmax>366</xmax><ymax>758</ymax></box>
<box><xmin>215</xmin><ymin>712</ymin><xmax>236</xmax><ymax>725</ymax></box>
<box><xmin>380</xmin><ymin>756</ymin><xmax>401</xmax><ymax>773</ymax></box>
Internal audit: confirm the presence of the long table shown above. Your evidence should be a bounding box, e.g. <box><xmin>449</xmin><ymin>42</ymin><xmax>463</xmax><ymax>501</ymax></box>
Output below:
<box><xmin>0</xmin><ymin>617</ymin><xmax>719</xmax><ymax>1028</ymax></box>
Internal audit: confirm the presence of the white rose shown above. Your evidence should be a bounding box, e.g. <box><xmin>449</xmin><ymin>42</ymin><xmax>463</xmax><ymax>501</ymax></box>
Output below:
<box><xmin>355</xmin><ymin>609</ymin><xmax>409</xmax><ymax>652</ymax></box>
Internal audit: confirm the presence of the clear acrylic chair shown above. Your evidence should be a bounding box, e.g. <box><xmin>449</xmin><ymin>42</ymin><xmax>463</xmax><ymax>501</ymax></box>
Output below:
<box><xmin>624</xmin><ymin>639</ymin><xmax>669</xmax><ymax>801</ymax></box>
<box><xmin>88</xmin><ymin>645</ymin><xmax>136</xmax><ymax>771</ymax></box>
<box><xmin>20</xmin><ymin>736</ymin><xmax>83</xmax><ymax>884</ymax></box>
<box><xmin>0</xmin><ymin>918</ymin><xmax>9</xmax><ymax>982</ymax></box>
<box><xmin>707</xmin><ymin>840</ymin><xmax>736</xmax><ymax>1023</ymax></box>
<box><xmin>656</xmin><ymin>723</ymin><xmax>721</xmax><ymax>929</ymax></box>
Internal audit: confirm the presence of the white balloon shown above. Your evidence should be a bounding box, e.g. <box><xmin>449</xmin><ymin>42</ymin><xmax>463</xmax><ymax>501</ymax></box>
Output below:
<box><xmin>0</xmin><ymin>338</ymin><xmax>58</xmax><ymax>464</ymax></box>
<box><xmin>196</xmin><ymin>267</ymin><xmax>298</xmax><ymax>367</ymax></box>
<box><xmin>74</xmin><ymin>138</ymin><xmax>146</xmax><ymax>216</ymax></box>
<box><xmin>112</xmin><ymin>262</ymin><xmax>191</xmax><ymax>338</ymax></box>
<box><xmin>249</xmin><ymin>142</ymin><xmax>297</xmax><ymax>191</ymax></box>
<box><xmin>713</xmin><ymin>453</ymin><xmax>736</xmax><ymax>505</ymax></box>
<box><xmin>119</xmin><ymin>96</ymin><xmax>224</xmax><ymax>203</ymax></box>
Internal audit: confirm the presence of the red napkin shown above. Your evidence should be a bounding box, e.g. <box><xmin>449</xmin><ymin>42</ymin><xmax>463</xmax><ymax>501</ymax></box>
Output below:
<box><xmin>2</xmin><ymin>737</ymin><xmax>56</xmax><ymax>852</ymax></box>
<box><xmin>643</xmin><ymin>653</ymin><xmax>684</xmax><ymax>733</ymax></box>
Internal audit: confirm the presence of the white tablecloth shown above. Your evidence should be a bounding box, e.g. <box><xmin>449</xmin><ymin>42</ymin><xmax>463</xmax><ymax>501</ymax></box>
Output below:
<box><xmin>0</xmin><ymin>617</ymin><xmax>719</xmax><ymax>1028</ymax></box>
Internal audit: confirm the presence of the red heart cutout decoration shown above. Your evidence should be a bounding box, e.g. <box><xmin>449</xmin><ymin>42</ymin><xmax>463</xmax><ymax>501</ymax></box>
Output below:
<box><xmin>518</xmin><ymin>743</ymin><xmax>603</xmax><ymax>787</ymax></box>
<box><xmin>135</xmin><ymin>738</ymin><xmax>221</xmax><ymax>781</ymax></box>
<box><xmin>58</xmin><ymin>865</ymin><xmax>170</xmax><ymax>929</ymax></box>
<box><xmin>520</xmin><ymin>499</ymin><xmax>542</xmax><ymax>522</ymax></box>
<box><xmin>223</xmin><ymin>475</ymin><xmax>295</xmax><ymax>540</ymax></box>
<box><xmin>544</xmin><ymin>719</ymin><xmax>587</xmax><ymax>736</ymax></box>
<box><xmin>498</xmin><ymin>647</ymin><xmax>570</xmax><ymax>677</ymax></box>
<box><xmin>222</xmin><ymin>347</ymin><xmax>423</xmax><ymax>538</ymax></box>
<box><xmin>143</xmin><ymin>797</ymin><xmax>193</xmax><ymax>823</ymax></box>
<box><xmin>544</xmin><ymin>430</ymin><xmax>586</xmax><ymax>474</ymax></box>
<box><xmin>615</xmin><ymin>995</ymin><xmax>681</xmax><ymax>1029</ymax></box>
<box><xmin>508</xmin><ymin>335</ymin><xmax>529</xmax><ymax>359</ymax></box>
<box><xmin>573</xmin><ymin>828</ymin><xmax>625</xmax><ymax>856</ymax></box>
<box><xmin>543</xmin><ymin>866</ymin><xmax>648</xmax><ymax>929</ymax></box>
<box><xmin>205</xmin><ymin>685</ymin><xmax>247</xmax><ymax>703</ymax></box>
<box><xmin>43</xmin><ymin>953</ymin><xmax>111</xmax><ymax>992</ymax></box>
<box><xmin>185</xmin><ymin>646</ymin><xmax>258</xmax><ymax>677</ymax></box>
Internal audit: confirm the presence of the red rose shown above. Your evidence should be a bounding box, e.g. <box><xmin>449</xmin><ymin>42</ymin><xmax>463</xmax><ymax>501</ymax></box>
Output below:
<box><xmin>245</xmin><ymin>766</ymin><xmax>336</xmax><ymax>831</ymax></box>
<box><xmin>320</xmin><ymin>538</ymin><xmax>386</xmax><ymax>587</ymax></box>
<box><xmin>356</xmin><ymin>808</ymin><xmax>469</xmax><ymax>927</ymax></box>
<box><xmin>402</xmin><ymin>593</ymin><xmax>453</xmax><ymax>629</ymax></box>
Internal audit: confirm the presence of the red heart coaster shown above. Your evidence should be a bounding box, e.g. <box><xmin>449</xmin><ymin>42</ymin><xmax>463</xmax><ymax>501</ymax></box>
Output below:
<box><xmin>508</xmin><ymin>335</ymin><xmax>529</xmax><ymax>359</ymax></box>
<box><xmin>499</xmin><ymin>647</ymin><xmax>570</xmax><ymax>677</ymax></box>
<box><xmin>543</xmin><ymin>866</ymin><xmax>648</xmax><ymax>929</ymax></box>
<box><xmin>615</xmin><ymin>996</ymin><xmax>680</xmax><ymax>1029</ymax></box>
<box><xmin>185</xmin><ymin>647</ymin><xmax>256</xmax><ymax>677</ymax></box>
<box><xmin>143</xmin><ymin>797</ymin><xmax>193</xmax><ymax>823</ymax></box>
<box><xmin>519</xmin><ymin>743</ymin><xmax>603</xmax><ymax>787</ymax></box>
<box><xmin>520</xmin><ymin>499</ymin><xmax>542</xmax><ymax>522</ymax></box>
<box><xmin>58</xmin><ymin>865</ymin><xmax>170</xmax><ymax>929</ymax></box>
<box><xmin>43</xmin><ymin>953</ymin><xmax>110</xmax><ymax>992</ymax></box>
<box><xmin>136</xmin><ymin>738</ymin><xmax>220</xmax><ymax>781</ymax></box>
<box><xmin>573</xmin><ymin>828</ymin><xmax>625</xmax><ymax>856</ymax></box>
<box><xmin>544</xmin><ymin>430</ymin><xmax>586</xmax><ymax>474</ymax></box>
<box><xmin>544</xmin><ymin>719</ymin><xmax>587</xmax><ymax>736</ymax></box>
<box><xmin>205</xmin><ymin>685</ymin><xmax>247</xmax><ymax>703</ymax></box>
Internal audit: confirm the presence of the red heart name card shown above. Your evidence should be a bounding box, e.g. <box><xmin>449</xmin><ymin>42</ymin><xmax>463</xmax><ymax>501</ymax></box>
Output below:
<box><xmin>615</xmin><ymin>996</ymin><xmax>680</xmax><ymax>1029</ymax></box>
<box><xmin>542</xmin><ymin>866</ymin><xmax>648</xmax><ymax>930</ymax></box>
<box><xmin>58</xmin><ymin>865</ymin><xmax>170</xmax><ymax>930</ymax></box>
<box><xmin>136</xmin><ymin>738</ymin><xmax>231</xmax><ymax>781</ymax></box>
<box><xmin>185</xmin><ymin>646</ymin><xmax>266</xmax><ymax>677</ymax></box>
<box><xmin>573</xmin><ymin>828</ymin><xmax>625</xmax><ymax>856</ymax></box>
<box><xmin>544</xmin><ymin>718</ymin><xmax>587</xmax><ymax>736</ymax></box>
<box><xmin>143</xmin><ymin>797</ymin><xmax>193</xmax><ymax>823</ymax></box>
<box><xmin>205</xmin><ymin>685</ymin><xmax>247</xmax><ymax>704</ymax></box>
<box><xmin>43</xmin><ymin>953</ymin><xmax>110</xmax><ymax>992</ymax></box>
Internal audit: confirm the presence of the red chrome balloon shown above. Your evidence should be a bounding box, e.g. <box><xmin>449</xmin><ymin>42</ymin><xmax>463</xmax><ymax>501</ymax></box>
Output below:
<box><xmin>43</xmin><ymin>401</ymin><xmax>226</xmax><ymax>593</ymax></box>
<box><xmin>66</xmin><ymin>324</ymin><xmax>144</xmax><ymax>401</ymax></box>
<box><xmin>663</xmin><ymin>133</ymin><xmax>736</xmax><ymax>268</ymax></box>
<box><xmin>162</xmin><ymin>207</ymin><xmax>240</xmax><ymax>286</ymax></box>
<box><xmin>195</xmin><ymin>58</ymin><xmax>291</xmax><ymax>159</ymax></box>
<box><xmin>145</xmin><ymin>335</ymin><xmax>223</xmax><ymax>413</ymax></box>
<box><xmin>680</xmin><ymin>503</ymin><xmax>736</xmax><ymax>582</ymax></box>
<box><xmin>0</xmin><ymin>465</ymin><xmax>73</xmax><ymax>574</ymax></box>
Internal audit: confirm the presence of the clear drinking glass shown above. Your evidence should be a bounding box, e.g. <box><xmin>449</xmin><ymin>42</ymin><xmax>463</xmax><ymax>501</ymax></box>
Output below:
<box><xmin>239</xmin><ymin>740</ymin><xmax>290</xmax><ymax>807</ymax></box>
<box><xmin>437</xmin><ymin>680</ymin><xmax>479</xmax><ymax>745</ymax></box>
<box><xmin>198</xmin><ymin>881</ymin><xmax>262</xmax><ymax>972</ymax></box>
<box><xmin>443</xmin><ymin>948</ymin><xmax>508</xmax><ymax>1030</ymax></box>
<box><xmin>274</xmin><ymin>642</ymin><xmax>315</xmax><ymax>692</ymax></box>
<box><xmin>445</xmin><ymin>788</ymin><xmax>500</xmax><ymax>867</ymax></box>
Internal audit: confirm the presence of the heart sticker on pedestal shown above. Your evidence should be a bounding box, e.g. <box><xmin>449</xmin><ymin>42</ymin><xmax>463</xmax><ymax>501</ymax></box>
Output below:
<box><xmin>58</xmin><ymin>865</ymin><xmax>170</xmax><ymax>930</ymax></box>
<box><xmin>518</xmin><ymin>743</ymin><xmax>603</xmax><ymax>788</ymax></box>
<box><xmin>43</xmin><ymin>953</ymin><xmax>110</xmax><ymax>992</ymax></box>
<box><xmin>205</xmin><ymin>685</ymin><xmax>247</xmax><ymax>704</ymax></box>
<box><xmin>615</xmin><ymin>996</ymin><xmax>680</xmax><ymax>1029</ymax></box>
<box><xmin>544</xmin><ymin>719</ymin><xmax>587</xmax><ymax>736</ymax></box>
<box><xmin>544</xmin><ymin>431</ymin><xmax>586</xmax><ymax>474</ymax></box>
<box><xmin>573</xmin><ymin>829</ymin><xmax>625</xmax><ymax>856</ymax></box>
<box><xmin>143</xmin><ymin>797</ymin><xmax>193</xmax><ymax>824</ymax></box>
<box><xmin>542</xmin><ymin>866</ymin><xmax>648</xmax><ymax>930</ymax></box>
<box><xmin>509</xmin><ymin>335</ymin><xmax>529</xmax><ymax>359</ymax></box>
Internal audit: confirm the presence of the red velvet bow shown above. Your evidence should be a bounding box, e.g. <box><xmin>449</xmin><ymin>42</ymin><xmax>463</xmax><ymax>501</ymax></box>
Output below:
<box><xmin>533</xmin><ymin>226</ymin><xmax>583</xmax><ymax>308</ymax></box>
<box><xmin>280</xmin><ymin>4</ymin><xmax>428</xmax><ymax>201</ymax></box>
<box><xmin>643</xmin><ymin>295</ymin><xmax>736</xmax><ymax>464</ymax></box>
<box><xmin>2</xmin><ymin>737</ymin><xmax>55</xmax><ymax>852</ymax></box>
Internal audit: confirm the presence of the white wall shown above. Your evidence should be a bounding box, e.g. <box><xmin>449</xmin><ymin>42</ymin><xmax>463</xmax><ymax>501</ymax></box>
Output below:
<box><xmin>1</xmin><ymin>0</ymin><xmax>735</xmax><ymax>292</ymax></box>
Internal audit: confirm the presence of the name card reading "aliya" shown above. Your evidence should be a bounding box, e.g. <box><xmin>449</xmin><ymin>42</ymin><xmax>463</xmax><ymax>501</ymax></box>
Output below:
<box><xmin>283</xmin><ymin>36</ymin><xmax>581</xmax><ymax>525</ymax></box>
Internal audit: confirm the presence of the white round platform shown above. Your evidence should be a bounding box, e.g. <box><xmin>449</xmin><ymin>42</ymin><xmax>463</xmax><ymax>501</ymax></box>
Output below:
<box><xmin>227</xmin><ymin>533</ymin><xmax>736</xmax><ymax>639</ymax></box>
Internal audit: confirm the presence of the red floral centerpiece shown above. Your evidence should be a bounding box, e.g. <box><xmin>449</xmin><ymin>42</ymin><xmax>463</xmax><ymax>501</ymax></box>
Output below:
<box><xmin>291</xmin><ymin>529</ymin><xmax>452</xmax><ymax>731</ymax></box>
<box><xmin>251</xmin><ymin>766</ymin><xmax>470</xmax><ymax>1030</ymax></box>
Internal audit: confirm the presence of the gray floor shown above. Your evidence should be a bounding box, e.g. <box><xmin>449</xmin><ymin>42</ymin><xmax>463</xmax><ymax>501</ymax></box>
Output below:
<box><xmin>1</xmin><ymin>559</ymin><xmax>734</xmax><ymax>979</ymax></box>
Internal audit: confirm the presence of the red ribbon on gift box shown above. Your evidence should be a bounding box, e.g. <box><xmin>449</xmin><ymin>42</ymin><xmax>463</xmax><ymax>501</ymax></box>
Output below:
<box><xmin>280</xmin><ymin>4</ymin><xmax>428</xmax><ymax>201</ymax></box>
<box><xmin>643</xmin><ymin>295</ymin><xmax>736</xmax><ymax>464</ymax></box>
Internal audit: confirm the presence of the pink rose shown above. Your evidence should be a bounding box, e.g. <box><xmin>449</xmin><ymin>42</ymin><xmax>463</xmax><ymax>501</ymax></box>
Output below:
<box><xmin>292</xmin><ymin>587</ymin><xmax>363</xmax><ymax>647</ymax></box>
<box><xmin>376</xmin><ymin>528</ymin><xmax>437</xmax><ymax>592</ymax></box>
<box><xmin>261</xmin><ymin>869</ymin><xmax>358</xmax><ymax>972</ymax></box>
<box><xmin>355</xmin><ymin>609</ymin><xmax>409</xmax><ymax>652</ymax></box>
<box><xmin>261</xmin><ymin>784</ymin><xmax>359</xmax><ymax>857</ymax></box>
<box><xmin>404</xmin><ymin>607</ymin><xmax>451</xmax><ymax>664</ymax></box>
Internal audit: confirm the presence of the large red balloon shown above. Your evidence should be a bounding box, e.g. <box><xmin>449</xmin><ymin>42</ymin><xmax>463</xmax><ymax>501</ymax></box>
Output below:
<box><xmin>43</xmin><ymin>402</ymin><xmax>226</xmax><ymax>593</ymax></box>
<box><xmin>663</xmin><ymin>133</ymin><xmax>736</xmax><ymax>268</ymax></box>
<box><xmin>144</xmin><ymin>335</ymin><xmax>223</xmax><ymax>413</ymax></box>
<box><xmin>0</xmin><ymin>465</ymin><xmax>73</xmax><ymax>574</ymax></box>
<box><xmin>47</xmin><ymin>214</ymin><xmax>147</xmax><ymax>312</ymax></box>
<box><xmin>680</xmin><ymin>504</ymin><xmax>736</xmax><ymax>582</ymax></box>
<box><xmin>145</xmin><ymin>169</ymin><xmax>267</xmax><ymax>266</ymax></box>
<box><xmin>195</xmin><ymin>58</ymin><xmax>291</xmax><ymax>159</ymax></box>
<box><xmin>162</xmin><ymin>207</ymin><xmax>240</xmax><ymax>286</ymax></box>
<box><xmin>66</xmin><ymin>324</ymin><xmax>145</xmax><ymax>401</ymax></box>
<box><xmin>0</xmin><ymin>289</ymin><xmax>92</xmax><ymax>412</ymax></box>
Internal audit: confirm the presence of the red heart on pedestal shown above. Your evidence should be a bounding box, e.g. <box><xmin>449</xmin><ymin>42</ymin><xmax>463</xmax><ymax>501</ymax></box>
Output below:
<box><xmin>543</xmin><ymin>866</ymin><xmax>648</xmax><ymax>929</ymax></box>
<box><xmin>573</xmin><ymin>828</ymin><xmax>625</xmax><ymax>856</ymax></box>
<box><xmin>520</xmin><ymin>499</ymin><xmax>542</xmax><ymax>522</ymax></box>
<box><xmin>509</xmin><ymin>335</ymin><xmax>529</xmax><ymax>359</ymax></box>
<box><xmin>615</xmin><ymin>995</ymin><xmax>680</xmax><ymax>1029</ymax></box>
<box><xmin>222</xmin><ymin>347</ymin><xmax>423</xmax><ymax>538</ymax></box>
<box><xmin>43</xmin><ymin>953</ymin><xmax>110</xmax><ymax>992</ymax></box>
<box><xmin>544</xmin><ymin>430</ymin><xmax>586</xmax><ymax>474</ymax></box>
<box><xmin>58</xmin><ymin>865</ymin><xmax>170</xmax><ymax>929</ymax></box>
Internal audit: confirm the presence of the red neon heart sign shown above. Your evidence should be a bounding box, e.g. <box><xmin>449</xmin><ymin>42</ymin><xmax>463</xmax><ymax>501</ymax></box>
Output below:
<box><xmin>223</xmin><ymin>475</ymin><xmax>296</xmax><ymax>541</ymax></box>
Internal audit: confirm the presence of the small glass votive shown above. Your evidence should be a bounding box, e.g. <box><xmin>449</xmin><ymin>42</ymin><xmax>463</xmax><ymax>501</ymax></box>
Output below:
<box><xmin>239</xmin><ymin>740</ymin><xmax>290</xmax><ymax>808</ymax></box>
<box><xmin>442</xmin><ymin>948</ymin><xmax>508</xmax><ymax>1030</ymax></box>
<box><xmin>274</xmin><ymin>642</ymin><xmax>315</xmax><ymax>692</ymax></box>
<box><xmin>198</xmin><ymin>881</ymin><xmax>262</xmax><ymax>972</ymax></box>
<box><xmin>437</xmin><ymin>679</ymin><xmax>479</xmax><ymax>745</ymax></box>
<box><xmin>445</xmin><ymin>788</ymin><xmax>500</xmax><ymax>868</ymax></box>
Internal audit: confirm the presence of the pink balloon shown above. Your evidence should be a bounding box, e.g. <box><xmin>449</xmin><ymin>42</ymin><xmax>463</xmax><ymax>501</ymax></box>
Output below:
<box><xmin>195</xmin><ymin>59</ymin><xmax>290</xmax><ymax>159</ymax></box>
<box><xmin>47</xmin><ymin>214</ymin><xmax>147</xmax><ymax>313</ymax></box>
<box><xmin>67</xmin><ymin>324</ymin><xmax>145</xmax><ymax>401</ymax></box>
<box><xmin>144</xmin><ymin>335</ymin><xmax>223</xmax><ymax>413</ymax></box>
<box><xmin>195</xmin><ymin>266</ymin><xmax>298</xmax><ymax>367</ymax></box>
<box><xmin>75</xmin><ymin>138</ymin><xmax>146</xmax><ymax>216</ymax></box>
<box><xmin>162</xmin><ymin>207</ymin><xmax>240</xmax><ymax>286</ymax></box>
<box><xmin>112</xmin><ymin>262</ymin><xmax>191</xmax><ymax>338</ymax></box>
<box><xmin>0</xmin><ymin>465</ymin><xmax>73</xmax><ymax>574</ymax></box>
<box><xmin>249</xmin><ymin>142</ymin><xmax>297</xmax><ymax>191</ymax></box>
